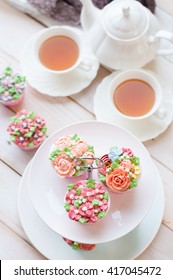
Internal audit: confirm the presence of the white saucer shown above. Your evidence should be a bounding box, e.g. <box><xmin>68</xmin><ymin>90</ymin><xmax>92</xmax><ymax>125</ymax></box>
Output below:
<box><xmin>94</xmin><ymin>72</ymin><xmax>173</xmax><ymax>142</ymax></box>
<box><xmin>28</xmin><ymin>121</ymin><xmax>157</xmax><ymax>244</ymax></box>
<box><xmin>20</xmin><ymin>29</ymin><xmax>99</xmax><ymax>97</ymax></box>
<box><xmin>18</xmin><ymin>162</ymin><xmax>164</xmax><ymax>260</ymax></box>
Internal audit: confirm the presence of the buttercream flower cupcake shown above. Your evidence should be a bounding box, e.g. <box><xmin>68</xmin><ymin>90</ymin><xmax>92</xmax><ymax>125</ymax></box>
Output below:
<box><xmin>98</xmin><ymin>146</ymin><xmax>141</xmax><ymax>193</ymax></box>
<box><xmin>62</xmin><ymin>237</ymin><xmax>96</xmax><ymax>251</ymax></box>
<box><xmin>49</xmin><ymin>134</ymin><xmax>95</xmax><ymax>178</ymax></box>
<box><xmin>64</xmin><ymin>178</ymin><xmax>110</xmax><ymax>224</ymax></box>
<box><xmin>0</xmin><ymin>66</ymin><xmax>26</xmax><ymax>106</ymax></box>
<box><xmin>7</xmin><ymin>109</ymin><xmax>47</xmax><ymax>150</ymax></box>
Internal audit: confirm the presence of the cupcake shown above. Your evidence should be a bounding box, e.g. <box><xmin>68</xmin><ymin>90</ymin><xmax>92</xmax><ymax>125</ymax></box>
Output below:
<box><xmin>7</xmin><ymin>109</ymin><xmax>47</xmax><ymax>150</ymax></box>
<box><xmin>49</xmin><ymin>134</ymin><xmax>95</xmax><ymax>178</ymax></box>
<box><xmin>62</xmin><ymin>237</ymin><xmax>96</xmax><ymax>251</ymax></box>
<box><xmin>98</xmin><ymin>146</ymin><xmax>141</xmax><ymax>193</ymax></box>
<box><xmin>64</xmin><ymin>178</ymin><xmax>110</xmax><ymax>224</ymax></box>
<box><xmin>0</xmin><ymin>66</ymin><xmax>26</xmax><ymax>106</ymax></box>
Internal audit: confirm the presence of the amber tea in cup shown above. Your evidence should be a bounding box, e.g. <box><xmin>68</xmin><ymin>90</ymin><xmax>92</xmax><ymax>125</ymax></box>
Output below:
<box><xmin>34</xmin><ymin>26</ymin><xmax>89</xmax><ymax>74</ymax></box>
<box><xmin>39</xmin><ymin>35</ymin><xmax>79</xmax><ymax>71</ymax></box>
<box><xmin>114</xmin><ymin>79</ymin><xmax>155</xmax><ymax>117</ymax></box>
<box><xmin>109</xmin><ymin>69</ymin><xmax>162</xmax><ymax>120</ymax></box>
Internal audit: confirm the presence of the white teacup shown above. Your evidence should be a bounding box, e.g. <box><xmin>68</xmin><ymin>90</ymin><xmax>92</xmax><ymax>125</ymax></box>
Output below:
<box><xmin>34</xmin><ymin>26</ymin><xmax>91</xmax><ymax>74</ymax></box>
<box><xmin>109</xmin><ymin>69</ymin><xmax>163</xmax><ymax>121</ymax></box>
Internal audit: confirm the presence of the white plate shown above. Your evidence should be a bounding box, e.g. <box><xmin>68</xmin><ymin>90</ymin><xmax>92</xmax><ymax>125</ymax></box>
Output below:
<box><xmin>20</xmin><ymin>28</ymin><xmax>99</xmax><ymax>97</ymax></box>
<box><xmin>28</xmin><ymin>121</ymin><xmax>157</xmax><ymax>244</ymax></box>
<box><xmin>94</xmin><ymin>71</ymin><xmax>173</xmax><ymax>142</ymax></box>
<box><xmin>18</xmin><ymin>162</ymin><xmax>164</xmax><ymax>260</ymax></box>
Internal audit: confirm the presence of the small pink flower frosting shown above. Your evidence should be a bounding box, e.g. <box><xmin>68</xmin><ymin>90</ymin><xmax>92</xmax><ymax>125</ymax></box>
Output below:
<box><xmin>49</xmin><ymin>134</ymin><xmax>95</xmax><ymax>178</ymax></box>
<box><xmin>62</xmin><ymin>237</ymin><xmax>96</xmax><ymax>251</ymax></box>
<box><xmin>98</xmin><ymin>146</ymin><xmax>141</xmax><ymax>192</ymax></box>
<box><xmin>0</xmin><ymin>66</ymin><xmax>26</xmax><ymax>106</ymax></box>
<box><xmin>7</xmin><ymin>109</ymin><xmax>47</xmax><ymax>150</ymax></box>
<box><xmin>64</xmin><ymin>179</ymin><xmax>110</xmax><ymax>224</ymax></box>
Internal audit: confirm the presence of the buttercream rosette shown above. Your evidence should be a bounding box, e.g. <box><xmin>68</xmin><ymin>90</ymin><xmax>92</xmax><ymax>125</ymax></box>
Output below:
<box><xmin>64</xmin><ymin>179</ymin><xmax>110</xmax><ymax>224</ymax></box>
<box><xmin>7</xmin><ymin>110</ymin><xmax>47</xmax><ymax>150</ymax></box>
<box><xmin>62</xmin><ymin>237</ymin><xmax>96</xmax><ymax>251</ymax></box>
<box><xmin>0</xmin><ymin>66</ymin><xmax>26</xmax><ymax>106</ymax></box>
<box><xmin>98</xmin><ymin>147</ymin><xmax>141</xmax><ymax>193</ymax></box>
<box><xmin>49</xmin><ymin>134</ymin><xmax>95</xmax><ymax>178</ymax></box>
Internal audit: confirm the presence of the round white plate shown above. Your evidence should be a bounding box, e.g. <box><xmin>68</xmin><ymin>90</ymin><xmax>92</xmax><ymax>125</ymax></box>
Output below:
<box><xmin>18</xmin><ymin>162</ymin><xmax>164</xmax><ymax>260</ymax></box>
<box><xmin>28</xmin><ymin>121</ymin><xmax>157</xmax><ymax>244</ymax></box>
<box><xmin>94</xmin><ymin>71</ymin><xmax>173</xmax><ymax>142</ymax></box>
<box><xmin>20</xmin><ymin>28</ymin><xmax>99</xmax><ymax>97</ymax></box>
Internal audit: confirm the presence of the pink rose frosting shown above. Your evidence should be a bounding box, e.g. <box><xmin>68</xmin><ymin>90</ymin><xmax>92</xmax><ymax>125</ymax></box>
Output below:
<box><xmin>49</xmin><ymin>134</ymin><xmax>95</xmax><ymax>178</ymax></box>
<box><xmin>52</xmin><ymin>153</ymin><xmax>75</xmax><ymax>178</ymax></box>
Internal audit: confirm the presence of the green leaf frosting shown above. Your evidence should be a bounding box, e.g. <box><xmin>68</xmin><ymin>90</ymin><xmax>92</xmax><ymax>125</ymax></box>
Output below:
<box><xmin>49</xmin><ymin>149</ymin><xmax>62</xmax><ymax>160</ymax></box>
<box><xmin>67</xmin><ymin>184</ymin><xmax>75</xmax><ymax>190</ymax></box>
<box><xmin>98</xmin><ymin>173</ymin><xmax>106</xmax><ymax>183</ymax></box>
<box><xmin>64</xmin><ymin>203</ymin><xmax>71</xmax><ymax>211</ymax></box>
<box><xmin>98</xmin><ymin>211</ymin><xmax>106</xmax><ymax>219</ymax></box>
<box><xmin>79</xmin><ymin>218</ymin><xmax>87</xmax><ymax>223</ymax></box>
<box><xmin>92</xmin><ymin>199</ymin><xmax>100</xmax><ymax>206</ymax></box>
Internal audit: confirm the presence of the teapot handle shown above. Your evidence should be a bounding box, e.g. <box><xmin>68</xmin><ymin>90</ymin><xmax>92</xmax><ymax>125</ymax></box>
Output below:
<box><xmin>152</xmin><ymin>30</ymin><xmax>173</xmax><ymax>55</ymax></box>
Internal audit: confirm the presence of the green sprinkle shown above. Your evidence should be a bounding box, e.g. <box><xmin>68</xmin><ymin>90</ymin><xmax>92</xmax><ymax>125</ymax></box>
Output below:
<box><xmin>98</xmin><ymin>211</ymin><xmax>106</xmax><ymax>219</ymax></box>
<box><xmin>24</xmin><ymin>132</ymin><xmax>33</xmax><ymax>138</ymax></box>
<box><xmin>129</xmin><ymin>180</ymin><xmax>137</xmax><ymax>189</ymax></box>
<box><xmin>67</xmin><ymin>184</ymin><xmax>75</xmax><ymax>190</ymax></box>
<box><xmin>86</xmin><ymin>178</ymin><xmax>95</xmax><ymax>188</ymax></box>
<box><xmin>41</xmin><ymin>126</ymin><xmax>47</xmax><ymax>133</ymax></box>
<box><xmin>28</xmin><ymin>112</ymin><xmax>36</xmax><ymax>119</ymax></box>
<box><xmin>10</xmin><ymin>135</ymin><xmax>16</xmax><ymax>142</ymax></box>
<box><xmin>111</xmin><ymin>161</ymin><xmax>119</xmax><ymax>169</ymax></box>
<box><xmin>76</xmin><ymin>188</ymin><xmax>82</xmax><ymax>195</ymax></box>
<box><xmin>20</xmin><ymin>76</ymin><xmax>26</xmax><ymax>82</ymax></box>
<box><xmin>8</xmin><ymin>87</ymin><xmax>16</xmax><ymax>93</ymax></box>
<box><xmin>98</xmin><ymin>173</ymin><xmax>106</xmax><ymax>183</ymax></box>
<box><xmin>71</xmin><ymin>243</ymin><xmax>80</xmax><ymax>250</ymax></box>
<box><xmin>48</xmin><ymin>149</ymin><xmax>62</xmax><ymax>160</ymax></box>
<box><xmin>13</xmin><ymin>76</ymin><xmax>19</xmax><ymax>84</ymax></box>
<box><xmin>79</xmin><ymin>218</ymin><xmax>87</xmax><ymax>224</ymax></box>
<box><xmin>28</xmin><ymin>142</ymin><xmax>34</xmax><ymax>147</ymax></box>
<box><xmin>92</xmin><ymin>199</ymin><xmax>100</xmax><ymax>206</ymax></box>
<box><xmin>13</xmin><ymin>93</ymin><xmax>21</xmax><ymax>100</ymax></box>
<box><xmin>4</xmin><ymin>67</ymin><xmax>12</xmax><ymax>76</ymax></box>
<box><xmin>0</xmin><ymin>87</ymin><xmax>5</xmax><ymax>93</ymax></box>
<box><xmin>88</xmin><ymin>145</ymin><xmax>94</xmax><ymax>153</ymax></box>
<box><xmin>74</xmin><ymin>200</ymin><xmax>80</xmax><ymax>208</ymax></box>
<box><xmin>103</xmin><ymin>192</ymin><xmax>109</xmax><ymax>201</ymax></box>
<box><xmin>73</xmin><ymin>170</ymin><xmax>79</xmax><ymax>177</ymax></box>
<box><xmin>13</xmin><ymin>131</ymin><xmax>20</xmax><ymax>136</ymax></box>
<box><xmin>64</xmin><ymin>203</ymin><xmax>71</xmax><ymax>211</ymax></box>
<box><xmin>71</xmin><ymin>133</ymin><xmax>80</xmax><ymax>142</ymax></box>
<box><xmin>10</xmin><ymin>116</ymin><xmax>18</xmax><ymax>122</ymax></box>
<box><xmin>130</xmin><ymin>156</ymin><xmax>140</xmax><ymax>165</ymax></box>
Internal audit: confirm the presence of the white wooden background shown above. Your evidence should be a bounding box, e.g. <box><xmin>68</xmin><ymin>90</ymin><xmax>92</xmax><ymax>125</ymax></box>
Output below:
<box><xmin>0</xmin><ymin>0</ymin><xmax>173</xmax><ymax>259</ymax></box>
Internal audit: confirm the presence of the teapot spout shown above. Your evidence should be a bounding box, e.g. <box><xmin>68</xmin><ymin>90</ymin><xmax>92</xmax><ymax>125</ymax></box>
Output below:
<box><xmin>79</xmin><ymin>0</ymin><xmax>100</xmax><ymax>31</ymax></box>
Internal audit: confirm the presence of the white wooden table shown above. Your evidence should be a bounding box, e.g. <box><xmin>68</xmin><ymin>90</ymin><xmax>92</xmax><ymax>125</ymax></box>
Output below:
<box><xmin>0</xmin><ymin>0</ymin><xmax>173</xmax><ymax>260</ymax></box>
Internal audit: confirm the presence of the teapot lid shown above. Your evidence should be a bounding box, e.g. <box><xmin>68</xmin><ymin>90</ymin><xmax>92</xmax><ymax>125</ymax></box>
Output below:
<box><xmin>102</xmin><ymin>0</ymin><xmax>149</xmax><ymax>40</ymax></box>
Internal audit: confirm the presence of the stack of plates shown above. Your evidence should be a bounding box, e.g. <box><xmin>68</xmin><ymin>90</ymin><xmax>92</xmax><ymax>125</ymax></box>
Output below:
<box><xmin>18</xmin><ymin>121</ymin><xmax>164</xmax><ymax>259</ymax></box>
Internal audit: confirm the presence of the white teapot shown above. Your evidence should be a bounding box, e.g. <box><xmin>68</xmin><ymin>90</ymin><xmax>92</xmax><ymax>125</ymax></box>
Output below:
<box><xmin>79</xmin><ymin>0</ymin><xmax>173</xmax><ymax>69</ymax></box>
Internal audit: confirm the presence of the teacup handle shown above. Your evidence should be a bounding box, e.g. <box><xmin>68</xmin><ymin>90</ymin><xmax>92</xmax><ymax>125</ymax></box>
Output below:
<box><xmin>78</xmin><ymin>60</ymin><xmax>92</xmax><ymax>71</ymax></box>
<box><xmin>154</xmin><ymin>107</ymin><xmax>167</xmax><ymax>119</ymax></box>
<box><xmin>152</xmin><ymin>30</ymin><xmax>173</xmax><ymax>55</ymax></box>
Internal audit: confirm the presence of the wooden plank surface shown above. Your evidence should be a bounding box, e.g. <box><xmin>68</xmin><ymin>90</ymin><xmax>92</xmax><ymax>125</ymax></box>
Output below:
<box><xmin>0</xmin><ymin>0</ymin><xmax>173</xmax><ymax>260</ymax></box>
